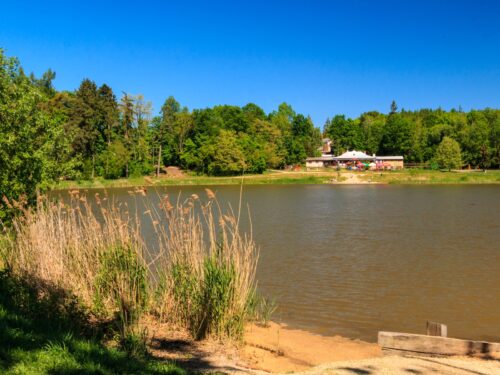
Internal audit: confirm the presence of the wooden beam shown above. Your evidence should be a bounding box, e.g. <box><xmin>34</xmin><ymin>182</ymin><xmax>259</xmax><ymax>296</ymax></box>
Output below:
<box><xmin>378</xmin><ymin>332</ymin><xmax>500</xmax><ymax>357</ymax></box>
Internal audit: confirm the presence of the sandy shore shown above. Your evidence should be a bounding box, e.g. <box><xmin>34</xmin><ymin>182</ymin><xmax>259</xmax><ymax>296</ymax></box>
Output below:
<box><xmin>331</xmin><ymin>172</ymin><xmax>381</xmax><ymax>184</ymax></box>
<box><xmin>241</xmin><ymin>322</ymin><xmax>380</xmax><ymax>373</ymax></box>
<box><xmin>144</xmin><ymin>318</ymin><xmax>380</xmax><ymax>373</ymax></box>
<box><xmin>297</xmin><ymin>355</ymin><xmax>500</xmax><ymax>375</ymax></box>
<box><xmin>142</xmin><ymin>318</ymin><xmax>499</xmax><ymax>374</ymax></box>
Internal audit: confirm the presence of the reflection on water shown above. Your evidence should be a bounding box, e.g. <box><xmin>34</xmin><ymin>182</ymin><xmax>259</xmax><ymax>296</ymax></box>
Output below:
<box><xmin>54</xmin><ymin>184</ymin><xmax>500</xmax><ymax>342</ymax></box>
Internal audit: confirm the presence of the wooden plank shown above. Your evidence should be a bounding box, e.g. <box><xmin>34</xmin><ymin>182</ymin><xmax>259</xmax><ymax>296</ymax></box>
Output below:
<box><xmin>378</xmin><ymin>332</ymin><xmax>500</xmax><ymax>357</ymax></box>
<box><xmin>426</xmin><ymin>321</ymin><xmax>447</xmax><ymax>337</ymax></box>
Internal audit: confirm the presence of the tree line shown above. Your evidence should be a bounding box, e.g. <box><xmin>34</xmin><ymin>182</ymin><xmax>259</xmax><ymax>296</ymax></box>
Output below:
<box><xmin>1</xmin><ymin>49</ymin><xmax>499</xmax><ymax>217</ymax></box>
<box><xmin>324</xmin><ymin>100</ymin><xmax>500</xmax><ymax>169</ymax></box>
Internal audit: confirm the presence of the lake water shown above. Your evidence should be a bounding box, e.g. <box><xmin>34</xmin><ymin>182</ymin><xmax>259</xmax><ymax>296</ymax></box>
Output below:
<box><xmin>60</xmin><ymin>184</ymin><xmax>500</xmax><ymax>342</ymax></box>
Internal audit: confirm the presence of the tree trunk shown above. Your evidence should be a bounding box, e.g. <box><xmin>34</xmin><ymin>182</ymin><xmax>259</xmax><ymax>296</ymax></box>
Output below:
<box><xmin>157</xmin><ymin>144</ymin><xmax>162</xmax><ymax>177</ymax></box>
<box><xmin>92</xmin><ymin>153</ymin><xmax>95</xmax><ymax>179</ymax></box>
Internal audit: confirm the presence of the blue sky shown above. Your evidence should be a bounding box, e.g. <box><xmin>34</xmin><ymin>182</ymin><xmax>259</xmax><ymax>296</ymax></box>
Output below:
<box><xmin>1</xmin><ymin>0</ymin><xmax>499</xmax><ymax>126</ymax></box>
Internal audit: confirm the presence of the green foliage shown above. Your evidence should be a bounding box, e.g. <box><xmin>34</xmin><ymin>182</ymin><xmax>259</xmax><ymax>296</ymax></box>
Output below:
<box><xmin>324</xmin><ymin>106</ymin><xmax>500</xmax><ymax>168</ymax></box>
<box><xmin>2</xmin><ymin>47</ymin><xmax>500</xmax><ymax>221</ymax></box>
<box><xmin>0</xmin><ymin>50</ymin><xmax>54</xmax><ymax>220</ymax></box>
<box><xmin>207</xmin><ymin>130</ymin><xmax>247</xmax><ymax>175</ymax></box>
<box><xmin>380</xmin><ymin>113</ymin><xmax>413</xmax><ymax>156</ymax></box>
<box><xmin>94</xmin><ymin>245</ymin><xmax>148</xmax><ymax>340</ymax></box>
<box><xmin>248</xmin><ymin>294</ymin><xmax>278</xmax><ymax>328</ymax></box>
<box><xmin>0</xmin><ymin>270</ymin><xmax>184</xmax><ymax>374</ymax></box>
<box><xmin>99</xmin><ymin>140</ymin><xmax>129</xmax><ymax>179</ymax></box>
<box><xmin>170</xmin><ymin>261</ymin><xmax>199</xmax><ymax>326</ymax></box>
<box><xmin>196</xmin><ymin>255</ymin><xmax>241</xmax><ymax>339</ymax></box>
<box><xmin>434</xmin><ymin>136</ymin><xmax>462</xmax><ymax>170</ymax></box>
<box><xmin>170</xmin><ymin>253</ymin><xmax>251</xmax><ymax>341</ymax></box>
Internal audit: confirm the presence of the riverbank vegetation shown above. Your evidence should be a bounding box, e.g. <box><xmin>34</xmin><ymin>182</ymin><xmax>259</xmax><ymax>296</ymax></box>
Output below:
<box><xmin>51</xmin><ymin>169</ymin><xmax>500</xmax><ymax>190</ymax></box>
<box><xmin>1</xmin><ymin>48</ymin><xmax>500</xmax><ymax>221</ymax></box>
<box><xmin>355</xmin><ymin>169</ymin><xmax>500</xmax><ymax>184</ymax></box>
<box><xmin>0</xmin><ymin>190</ymin><xmax>264</xmax><ymax>372</ymax></box>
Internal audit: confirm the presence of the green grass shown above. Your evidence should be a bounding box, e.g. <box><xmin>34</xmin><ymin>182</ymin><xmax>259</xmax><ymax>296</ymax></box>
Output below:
<box><xmin>51</xmin><ymin>174</ymin><xmax>334</xmax><ymax>189</ymax></box>
<box><xmin>51</xmin><ymin>169</ymin><xmax>500</xmax><ymax>190</ymax></box>
<box><xmin>0</xmin><ymin>270</ymin><xmax>186</xmax><ymax>375</ymax></box>
<box><xmin>364</xmin><ymin>169</ymin><xmax>500</xmax><ymax>184</ymax></box>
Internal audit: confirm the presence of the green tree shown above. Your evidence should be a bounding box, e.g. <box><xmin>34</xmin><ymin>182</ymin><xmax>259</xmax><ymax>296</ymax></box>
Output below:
<box><xmin>96</xmin><ymin>84</ymin><xmax>119</xmax><ymax>146</ymax></box>
<box><xmin>119</xmin><ymin>93</ymin><xmax>135</xmax><ymax>177</ymax></box>
<box><xmin>130</xmin><ymin>94</ymin><xmax>152</xmax><ymax>176</ymax></box>
<box><xmin>390</xmin><ymin>100</ymin><xmax>398</xmax><ymax>115</ymax></box>
<box><xmin>324</xmin><ymin>115</ymin><xmax>353</xmax><ymax>154</ymax></box>
<box><xmin>172</xmin><ymin>111</ymin><xmax>194</xmax><ymax>159</ymax></box>
<box><xmin>68</xmin><ymin>79</ymin><xmax>103</xmax><ymax>178</ymax></box>
<box><xmin>207</xmin><ymin>130</ymin><xmax>246</xmax><ymax>175</ymax></box>
<box><xmin>156</xmin><ymin>96</ymin><xmax>181</xmax><ymax>171</ymax></box>
<box><xmin>0</xmin><ymin>50</ymin><xmax>57</xmax><ymax>219</ymax></box>
<box><xmin>100</xmin><ymin>140</ymin><xmax>130</xmax><ymax>178</ymax></box>
<box><xmin>380</xmin><ymin>113</ymin><xmax>413</xmax><ymax>156</ymax></box>
<box><xmin>434</xmin><ymin>137</ymin><xmax>462</xmax><ymax>170</ymax></box>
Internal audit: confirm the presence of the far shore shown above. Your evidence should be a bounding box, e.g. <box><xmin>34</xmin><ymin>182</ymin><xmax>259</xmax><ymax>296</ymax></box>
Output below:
<box><xmin>52</xmin><ymin>169</ymin><xmax>500</xmax><ymax>190</ymax></box>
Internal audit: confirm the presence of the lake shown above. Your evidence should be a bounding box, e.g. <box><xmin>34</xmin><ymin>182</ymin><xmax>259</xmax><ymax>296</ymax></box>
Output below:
<box><xmin>59</xmin><ymin>184</ymin><xmax>500</xmax><ymax>342</ymax></box>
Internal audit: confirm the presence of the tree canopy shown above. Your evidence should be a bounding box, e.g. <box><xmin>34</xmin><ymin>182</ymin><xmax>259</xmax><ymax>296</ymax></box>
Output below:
<box><xmin>434</xmin><ymin>137</ymin><xmax>462</xmax><ymax>170</ymax></box>
<box><xmin>323</xmin><ymin>102</ymin><xmax>500</xmax><ymax>168</ymax></box>
<box><xmin>1</xmin><ymin>49</ymin><xmax>499</xmax><ymax>219</ymax></box>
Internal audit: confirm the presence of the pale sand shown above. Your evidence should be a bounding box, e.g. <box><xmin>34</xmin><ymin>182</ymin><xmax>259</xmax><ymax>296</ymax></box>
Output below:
<box><xmin>241</xmin><ymin>322</ymin><xmax>381</xmax><ymax>373</ymax></box>
<box><xmin>298</xmin><ymin>356</ymin><xmax>500</xmax><ymax>375</ymax></box>
<box><xmin>331</xmin><ymin>172</ymin><xmax>381</xmax><ymax>184</ymax></box>
<box><xmin>144</xmin><ymin>318</ymin><xmax>380</xmax><ymax>373</ymax></box>
<box><xmin>143</xmin><ymin>317</ymin><xmax>499</xmax><ymax>374</ymax></box>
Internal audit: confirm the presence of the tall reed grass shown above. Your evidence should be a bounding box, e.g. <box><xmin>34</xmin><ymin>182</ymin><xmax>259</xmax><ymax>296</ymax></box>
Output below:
<box><xmin>1</xmin><ymin>188</ymin><xmax>259</xmax><ymax>347</ymax></box>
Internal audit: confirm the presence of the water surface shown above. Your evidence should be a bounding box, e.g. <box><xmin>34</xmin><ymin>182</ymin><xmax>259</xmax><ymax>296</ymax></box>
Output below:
<box><xmin>61</xmin><ymin>184</ymin><xmax>500</xmax><ymax>342</ymax></box>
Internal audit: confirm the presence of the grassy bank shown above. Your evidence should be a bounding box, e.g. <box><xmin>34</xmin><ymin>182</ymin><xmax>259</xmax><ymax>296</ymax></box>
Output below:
<box><xmin>357</xmin><ymin>169</ymin><xmax>500</xmax><ymax>184</ymax></box>
<box><xmin>52</xmin><ymin>172</ymin><xmax>331</xmax><ymax>190</ymax></box>
<box><xmin>0</xmin><ymin>270</ymin><xmax>185</xmax><ymax>375</ymax></box>
<box><xmin>51</xmin><ymin>169</ymin><xmax>500</xmax><ymax>190</ymax></box>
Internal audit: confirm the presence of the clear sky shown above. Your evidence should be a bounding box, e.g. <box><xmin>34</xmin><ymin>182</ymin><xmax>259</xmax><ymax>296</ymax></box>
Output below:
<box><xmin>1</xmin><ymin>0</ymin><xmax>499</xmax><ymax>127</ymax></box>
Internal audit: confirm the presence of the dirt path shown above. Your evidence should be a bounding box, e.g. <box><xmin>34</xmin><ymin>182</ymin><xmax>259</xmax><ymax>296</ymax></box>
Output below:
<box><xmin>333</xmin><ymin>172</ymin><xmax>380</xmax><ymax>184</ymax></box>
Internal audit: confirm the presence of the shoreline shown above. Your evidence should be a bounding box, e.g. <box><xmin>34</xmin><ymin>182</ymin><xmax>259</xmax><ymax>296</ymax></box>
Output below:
<box><xmin>241</xmin><ymin>321</ymin><xmax>381</xmax><ymax>373</ymax></box>
<box><xmin>144</xmin><ymin>318</ymin><xmax>500</xmax><ymax>374</ymax></box>
<box><xmin>143</xmin><ymin>317</ymin><xmax>381</xmax><ymax>373</ymax></box>
<box><xmin>51</xmin><ymin>169</ymin><xmax>500</xmax><ymax>190</ymax></box>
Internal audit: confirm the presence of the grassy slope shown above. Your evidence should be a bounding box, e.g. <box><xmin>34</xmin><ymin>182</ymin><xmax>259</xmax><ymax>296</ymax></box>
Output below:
<box><xmin>52</xmin><ymin>170</ymin><xmax>500</xmax><ymax>190</ymax></box>
<box><xmin>362</xmin><ymin>169</ymin><xmax>500</xmax><ymax>184</ymax></box>
<box><xmin>0</xmin><ymin>270</ymin><xmax>185</xmax><ymax>375</ymax></box>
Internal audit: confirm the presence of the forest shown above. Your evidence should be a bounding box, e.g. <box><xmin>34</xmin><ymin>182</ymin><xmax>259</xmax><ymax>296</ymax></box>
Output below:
<box><xmin>1</xmin><ymin>49</ymin><xmax>499</xmax><ymax>216</ymax></box>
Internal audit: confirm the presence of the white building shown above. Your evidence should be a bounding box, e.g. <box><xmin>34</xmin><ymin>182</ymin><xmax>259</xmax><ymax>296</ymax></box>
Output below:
<box><xmin>306</xmin><ymin>150</ymin><xmax>404</xmax><ymax>169</ymax></box>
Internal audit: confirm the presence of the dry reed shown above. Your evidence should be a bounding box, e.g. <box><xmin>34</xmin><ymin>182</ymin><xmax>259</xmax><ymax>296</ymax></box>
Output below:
<box><xmin>1</xmin><ymin>188</ymin><xmax>259</xmax><ymax>342</ymax></box>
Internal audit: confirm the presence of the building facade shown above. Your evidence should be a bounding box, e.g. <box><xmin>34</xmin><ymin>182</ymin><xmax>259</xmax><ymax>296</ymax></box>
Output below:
<box><xmin>306</xmin><ymin>150</ymin><xmax>404</xmax><ymax>169</ymax></box>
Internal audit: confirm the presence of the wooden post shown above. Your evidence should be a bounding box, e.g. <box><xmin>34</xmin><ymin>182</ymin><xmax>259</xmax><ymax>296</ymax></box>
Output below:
<box><xmin>427</xmin><ymin>321</ymin><xmax>447</xmax><ymax>337</ymax></box>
